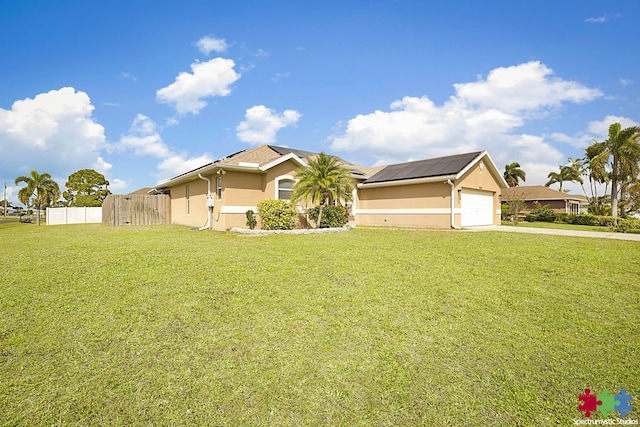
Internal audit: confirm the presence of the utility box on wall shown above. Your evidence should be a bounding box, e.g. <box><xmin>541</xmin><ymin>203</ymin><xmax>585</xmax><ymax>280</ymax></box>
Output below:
<box><xmin>102</xmin><ymin>194</ymin><xmax>171</xmax><ymax>226</ymax></box>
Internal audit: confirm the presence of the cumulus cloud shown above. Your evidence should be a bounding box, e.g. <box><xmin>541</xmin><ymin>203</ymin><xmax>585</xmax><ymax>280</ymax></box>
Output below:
<box><xmin>195</xmin><ymin>36</ymin><xmax>228</xmax><ymax>55</ymax></box>
<box><xmin>0</xmin><ymin>87</ymin><xmax>107</xmax><ymax>182</ymax></box>
<box><xmin>114</xmin><ymin>114</ymin><xmax>213</xmax><ymax>183</ymax></box>
<box><xmin>236</xmin><ymin>105</ymin><xmax>302</xmax><ymax>144</ymax></box>
<box><xmin>156</xmin><ymin>58</ymin><xmax>241</xmax><ymax>114</ymax></box>
<box><xmin>329</xmin><ymin>61</ymin><xmax>604</xmax><ymax>187</ymax></box>
<box><xmin>550</xmin><ymin>115</ymin><xmax>640</xmax><ymax>149</ymax></box>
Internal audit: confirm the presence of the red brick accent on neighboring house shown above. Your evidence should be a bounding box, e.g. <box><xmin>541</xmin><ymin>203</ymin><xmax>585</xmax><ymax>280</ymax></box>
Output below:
<box><xmin>501</xmin><ymin>185</ymin><xmax>589</xmax><ymax>214</ymax></box>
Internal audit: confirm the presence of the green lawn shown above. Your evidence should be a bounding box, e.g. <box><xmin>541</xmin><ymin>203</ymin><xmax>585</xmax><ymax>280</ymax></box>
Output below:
<box><xmin>1</xmin><ymin>223</ymin><xmax>638</xmax><ymax>426</ymax></box>
<box><xmin>501</xmin><ymin>220</ymin><xmax>610</xmax><ymax>232</ymax></box>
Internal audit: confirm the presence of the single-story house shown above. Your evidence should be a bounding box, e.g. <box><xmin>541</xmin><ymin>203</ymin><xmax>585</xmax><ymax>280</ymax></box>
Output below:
<box><xmin>153</xmin><ymin>144</ymin><xmax>508</xmax><ymax>230</ymax></box>
<box><xmin>501</xmin><ymin>185</ymin><xmax>589</xmax><ymax>214</ymax></box>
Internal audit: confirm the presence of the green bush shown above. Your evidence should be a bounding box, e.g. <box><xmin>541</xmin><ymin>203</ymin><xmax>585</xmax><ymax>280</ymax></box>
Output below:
<box><xmin>307</xmin><ymin>205</ymin><xmax>349</xmax><ymax>228</ymax></box>
<box><xmin>525</xmin><ymin>204</ymin><xmax>556</xmax><ymax>222</ymax></box>
<box><xmin>245</xmin><ymin>210</ymin><xmax>257</xmax><ymax>230</ymax></box>
<box><xmin>610</xmin><ymin>218</ymin><xmax>640</xmax><ymax>233</ymax></box>
<box><xmin>256</xmin><ymin>199</ymin><xmax>298</xmax><ymax>230</ymax></box>
<box><xmin>597</xmin><ymin>216</ymin><xmax>615</xmax><ymax>227</ymax></box>
<box><xmin>571</xmin><ymin>214</ymin><xmax>600</xmax><ymax>226</ymax></box>
<box><xmin>555</xmin><ymin>213</ymin><xmax>574</xmax><ymax>224</ymax></box>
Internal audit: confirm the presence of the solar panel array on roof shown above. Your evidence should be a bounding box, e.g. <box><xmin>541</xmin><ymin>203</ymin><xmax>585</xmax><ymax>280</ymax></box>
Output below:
<box><xmin>268</xmin><ymin>145</ymin><xmax>317</xmax><ymax>159</ymax></box>
<box><xmin>364</xmin><ymin>151</ymin><xmax>482</xmax><ymax>184</ymax></box>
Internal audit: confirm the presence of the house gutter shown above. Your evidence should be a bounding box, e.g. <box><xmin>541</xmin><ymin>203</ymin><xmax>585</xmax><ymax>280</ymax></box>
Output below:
<box><xmin>445</xmin><ymin>179</ymin><xmax>461</xmax><ymax>230</ymax></box>
<box><xmin>198</xmin><ymin>173</ymin><xmax>213</xmax><ymax>230</ymax></box>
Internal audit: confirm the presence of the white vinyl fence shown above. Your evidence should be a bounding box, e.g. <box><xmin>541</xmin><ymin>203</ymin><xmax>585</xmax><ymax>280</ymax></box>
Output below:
<box><xmin>46</xmin><ymin>207</ymin><xmax>102</xmax><ymax>225</ymax></box>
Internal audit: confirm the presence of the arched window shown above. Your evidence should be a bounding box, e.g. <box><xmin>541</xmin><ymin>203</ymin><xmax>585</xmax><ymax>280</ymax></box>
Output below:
<box><xmin>277</xmin><ymin>179</ymin><xmax>295</xmax><ymax>200</ymax></box>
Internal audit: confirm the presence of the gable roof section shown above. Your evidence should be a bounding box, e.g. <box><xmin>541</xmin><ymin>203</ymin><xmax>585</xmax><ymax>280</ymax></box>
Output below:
<box><xmin>502</xmin><ymin>185</ymin><xmax>588</xmax><ymax>202</ymax></box>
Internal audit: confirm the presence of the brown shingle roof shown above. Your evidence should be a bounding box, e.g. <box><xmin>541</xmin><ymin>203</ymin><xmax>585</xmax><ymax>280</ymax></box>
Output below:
<box><xmin>501</xmin><ymin>185</ymin><xmax>588</xmax><ymax>202</ymax></box>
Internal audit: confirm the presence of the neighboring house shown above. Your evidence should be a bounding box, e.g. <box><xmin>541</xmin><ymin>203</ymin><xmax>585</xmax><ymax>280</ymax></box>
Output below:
<box><xmin>501</xmin><ymin>185</ymin><xmax>589</xmax><ymax>215</ymax></box>
<box><xmin>154</xmin><ymin>145</ymin><xmax>507</xmax><ymax>230</ymax></box>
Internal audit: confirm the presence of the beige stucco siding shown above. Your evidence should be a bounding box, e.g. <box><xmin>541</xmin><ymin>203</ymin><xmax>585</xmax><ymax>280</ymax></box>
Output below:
<box><xmin>167</xmin><ymin>159</ymin><xmax>301</xmax><ymax>230</ymax></box>
<box><xmin>356</xmin><ymin>160</ymin><xmax>503</xmax><ymax>228</ymax></box>
<box><xmin>170</xmin><ymin>179</ymin><xmax>209</xmax><ymax>228</ymax></box>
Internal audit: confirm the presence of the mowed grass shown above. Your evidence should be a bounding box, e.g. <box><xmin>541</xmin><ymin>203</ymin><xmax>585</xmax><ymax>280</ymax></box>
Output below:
<box><xmin>501</xmin><ymin>220</ymin><xmax>610</xmax><ymax>232</ymax></box>
<box><xmin>0</xmin><ymin>223</ymin><xmax>638</xmax><ymax>426</ymax></box>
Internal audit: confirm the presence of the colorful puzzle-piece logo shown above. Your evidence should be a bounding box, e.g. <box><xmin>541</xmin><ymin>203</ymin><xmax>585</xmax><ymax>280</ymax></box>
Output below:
<box><xmin>578</xmin><ymin>388</ymin><xmax>634</xmax><ymax>418</ymax></box>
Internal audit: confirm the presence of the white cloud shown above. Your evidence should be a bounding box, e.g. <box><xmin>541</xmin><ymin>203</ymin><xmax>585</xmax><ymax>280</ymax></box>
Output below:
<box><xmin>108</xmin><ymin>178</ymin><xmax>129</xmax><ymax>193</ymax></box>
<box><xmin>156</xmin><ymin>58</ymin><xmax>241</xmax><ymax>114</ymax></box>
<box><xmin>0</xmin><ymin>87</ymin><xmax>106</xmax><ymax>185</ymax></box>
<box><xmin>273</xmin><ymin>72</ymin><xmax>291</xmax><ymax>81</ymax></box>
<box><xmin>585</xmin><ymin>16</ymin><xmax>607</xmax><ymax>23</ymax></box>
<box><xmin>236</xmin><ymin>105</ymin><xmax>302</xmax><ymax>144</ymax></box>
<box><xmin>195</xmin><ymin>36</ymin><xmax>228</xmax><ymax>55</ymax></box>
<box><xmin>619</xmin><ymin>78</ymin><xmax>634</xmax><ymax>86</ymax></box>
<box><xmin>94</xmin><ymin>156</ymin><xmax>112</xmax><ymax>174</ymax></box>
<box><xmin>550</xmin><ymin>115</ymin><xmax>640</xmax><ymax>149</ymax></box>
<box><xmin>116</xmin><ymin>72</ymin><xmax>137</xmax><ymax>82</ymax></box>
<box><xmin>114</xmin><ymin>114</ymin><xmax>213</xmax><ymax>184</ymax></box>
<box><xmin>453</xmin><ymin>62</ymin><xmax>602</xmax><ymax>115</ymax></box>
<box><xmin>329</xmin><ymin>61</ymin><xmax>604</xmax><ymax>187</ymax></box>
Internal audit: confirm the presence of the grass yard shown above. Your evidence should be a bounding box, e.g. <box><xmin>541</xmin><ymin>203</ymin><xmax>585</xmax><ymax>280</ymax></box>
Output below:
<box><xmin>0</xmin><ymin>223</ymin><xmax>638</xmax><ymax>426</ymax></box>
<box><xmin>501</xmin><ymin>220</ymin><xmax>610</xmax><ymax>232</ymax></box>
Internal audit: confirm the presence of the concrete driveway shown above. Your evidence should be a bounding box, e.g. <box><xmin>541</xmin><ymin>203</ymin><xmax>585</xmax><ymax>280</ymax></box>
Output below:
<box><xmin>465</xmin><ymin>225</ymin><xmax>640</xmax><ymax>241</ymax></box>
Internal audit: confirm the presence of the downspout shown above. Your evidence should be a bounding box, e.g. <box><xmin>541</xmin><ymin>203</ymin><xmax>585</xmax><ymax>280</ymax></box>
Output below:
<box><xmin>198</xmin><ymin>173</ymin><xmax>213</xmax><ymax>230</ymax></box>
<box><xmin>445</xmin><ymin>179</ymin><xmax>461</xmax><ymax>230</ymax></box>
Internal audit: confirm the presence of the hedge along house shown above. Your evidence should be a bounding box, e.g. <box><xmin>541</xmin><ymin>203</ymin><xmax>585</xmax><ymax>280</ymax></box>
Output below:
<box><xmin>355</xmin><ymin>151</ymin><xmax>508</xmax><ymax>228</ymax></box>
<box><xmin>153</xmin><ymin>144</ymin><xmax>379</xmax><ymax>231</ymax></box>
<box><xmin>154</xmin><ymin>145</ymin><xmax>507</xmax><ymax>230</ymax></box>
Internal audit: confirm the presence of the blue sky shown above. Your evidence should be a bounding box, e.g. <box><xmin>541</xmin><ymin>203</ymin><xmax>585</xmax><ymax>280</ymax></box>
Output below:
<box><xmin>1</xmin><ymin>0</ymin><xmax>639</xmax><ymax>204</ymax></box>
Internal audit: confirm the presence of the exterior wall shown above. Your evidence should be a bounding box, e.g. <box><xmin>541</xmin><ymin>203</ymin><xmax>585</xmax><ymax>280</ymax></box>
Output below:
<box><xmin>169</xmin><ymin>178</ymin><xmax>209</xmax><ymax>228</ymax></box>
<box><xmin>355</xmin><ymin>182</ymin><xmax>453</xmax><ymax>228</ymax></box>
<box><xmin>455</xmin><ymin>161</ymin><xmax>503</xmax><ymax>226</ymax></box>
<box><xmin>355</xmin><ymin>160</ymin><xmax>503</xmax><ymax>228</ymax></box>
<box><xmin>167</xmin><ymin>159</ymin><xmax>300</xmax><ymax>230</ymax></box>
<box><xmin>523</xmin><ymin>200</ymin><xmax>567</xmax><ymax>213</ymax></box>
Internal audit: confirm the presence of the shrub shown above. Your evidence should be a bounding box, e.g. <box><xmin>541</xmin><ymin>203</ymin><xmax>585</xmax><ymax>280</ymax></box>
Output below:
<box><xmin>526</xmin><ymin>204</ymin><xmax>556</xmax><ymax>222</ymax></box>
<box><xmin>597</xmin><ymin>216</ymin><xmax>615</xmax><ymax>227</ymax></box>
<box><xmin>256</xmin><ymin>199</ymin><xmax>298</xmax><ymax>230</ymax></box>
<box><xmin>307</xmin><ymin>205</ymin><xmax>349</xmax><ymax>228</ymax></box>
<box><xmin>610</xmin><ymin>218</ymin><xmax>640</xmax><ymax>233</ymax></box>
<box><xmin>245</xmin><ymin>210</ymin><xmax>257</xmax><ymax>230</ymax></box>
<box><xmin>555</xmin><ymin>213</ymin><xmax>573</xmax><ymax>224</ymax></box>
<box><xmin>571</xmin><ymin>214</ymin><xmax>600</xmax><ymax>226</ymax></box>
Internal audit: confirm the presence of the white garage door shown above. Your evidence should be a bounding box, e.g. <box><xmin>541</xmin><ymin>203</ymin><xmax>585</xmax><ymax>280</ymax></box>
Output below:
<box><xmin>460</xmin><ymin>189</ymin><xmax>494</xmax><ymax>227</ymax></box>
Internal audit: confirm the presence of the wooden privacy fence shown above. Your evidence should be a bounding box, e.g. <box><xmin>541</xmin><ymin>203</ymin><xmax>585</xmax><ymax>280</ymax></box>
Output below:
<box><xmin>102</xmin><ymin>194</ymin><xmax>171</xmax><ymax>226</ymax></box>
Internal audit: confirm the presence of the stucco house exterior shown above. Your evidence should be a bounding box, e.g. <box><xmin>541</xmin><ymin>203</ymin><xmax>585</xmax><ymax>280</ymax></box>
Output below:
<box><xmin>501</xmin><ymin>185</ymin><xmax>589</xmax><ymax>215</ymax></box>
<box><xmin>154</xmin><ymin>145</ymin><xmax>508</xmax><ymax>230</ymax></box>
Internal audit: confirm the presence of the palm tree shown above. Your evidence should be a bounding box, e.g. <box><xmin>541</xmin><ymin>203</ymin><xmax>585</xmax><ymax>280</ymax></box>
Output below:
<box><xmin>590</xmin><ymin>123</ymin><xmax>640</xmax><ymax>222</ymax></box>
<box><xmin>14</xmin><ymin>170</ymin><xmax>61</xmax><ymax>225</ymax></box>
<box><xmin>291</xmin><ymin>152</ymin><xmax>355</xmax><ymax>228</ymax></box>
<box><xmin>503</xmin><ymin>162</ymin><xmax>526</xmax><ymax>187</ymax></box>
<box><xmin>545</xmin><ymin>165</ymin><xmax>574</xmax><ymax>192</ymax></box>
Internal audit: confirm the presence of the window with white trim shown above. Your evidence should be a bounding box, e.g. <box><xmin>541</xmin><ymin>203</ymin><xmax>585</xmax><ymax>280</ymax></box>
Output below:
<box><xmin>216</xmin><ymin>177</ymin><xmax>223</xmax><ymax>200</ymax></box>
<box><xmin>569</xmin><ymin>202</ymin><xmax>579</xmax><ymax>214</ymax></box>
<box><xmin>277</xmin><ymin>179</ymin><xmax>295</xmax><ymax>200</ymax></box>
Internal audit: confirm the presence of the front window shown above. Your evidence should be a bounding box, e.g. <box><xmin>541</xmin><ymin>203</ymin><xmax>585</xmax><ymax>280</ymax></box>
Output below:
<box><xmin>570</xmin><ymin>202</ymin><xmax>579</xmax><ymax>214</ymax></box>
<box><xmin>217</xmin><ymin>177</ymin><xmax>223</xmax><ymax>200</ymax></box>
<box><xmin>278</xmin><ymin>179</ymin><xmax>295</xmax><ymax>200</ymax></box>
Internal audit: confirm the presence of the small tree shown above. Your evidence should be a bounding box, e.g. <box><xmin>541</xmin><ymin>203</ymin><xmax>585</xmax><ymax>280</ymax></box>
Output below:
<box><xmin>14</xmin><ymin>170</ymin><xmax>60</xmax><ymax>226</ymax></box>
<box><xmin>292</xmin><ymin>152</ymin><xmax>355</xmax><ymax>229</ymax></box>
<box><xmin>245</xmin><ymin>209</ymin><xmax>257</xmax><ymax>230</ymax></box>
<box><xmin>502</xmin><ymin>191</ymin><xmax>526</xmax><ymax>225</ymax></box>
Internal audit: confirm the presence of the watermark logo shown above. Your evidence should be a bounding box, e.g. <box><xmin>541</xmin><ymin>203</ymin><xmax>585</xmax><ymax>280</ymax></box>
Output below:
<box><xmin>578</xmin><ymin>388</ymin><xmax>633</xmax><ymax>419</ymax></box>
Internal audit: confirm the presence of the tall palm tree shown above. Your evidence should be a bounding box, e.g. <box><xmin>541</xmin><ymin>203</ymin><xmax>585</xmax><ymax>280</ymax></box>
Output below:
<box><xmin>590</xmin><ymin>123</ymin><xmax>640</xmax><ymax>222</ymax></box>
<box><xmin>503</xmin><ymin>162</ymin><xmax>526</xmax><ymax>187</ymax></box>
<box><xmin>14</xmin><ymin>170</ymin><xmax>60</xmax><ymax>225</ymax></box>
<box><xmin>292</xmin><ymin>152</ymin><xmax>355</xmax><ymax>228</ymax></box>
